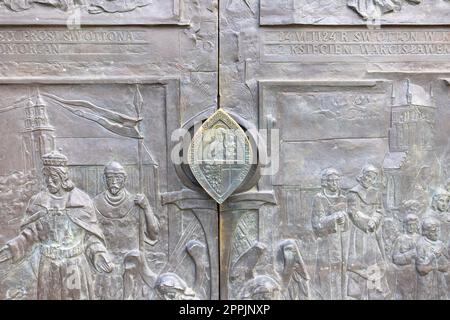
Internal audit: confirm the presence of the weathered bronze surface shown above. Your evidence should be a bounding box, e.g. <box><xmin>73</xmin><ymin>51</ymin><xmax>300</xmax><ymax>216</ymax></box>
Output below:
<box><xmin>0</xmin><ymin>0</ymin><xmax>449</xmax><ymax>300</ymax></box>
<box><xmin>188</xmin><ymin>109</ymin><xmax>253</xmax><ymax>204</ymax></box>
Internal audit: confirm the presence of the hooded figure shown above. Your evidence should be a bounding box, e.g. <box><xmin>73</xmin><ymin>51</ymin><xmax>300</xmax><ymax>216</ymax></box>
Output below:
<box><xmin>278</xmin><ymin>239</ymin><xmax>310</xmax><ymax>300</ymax></box>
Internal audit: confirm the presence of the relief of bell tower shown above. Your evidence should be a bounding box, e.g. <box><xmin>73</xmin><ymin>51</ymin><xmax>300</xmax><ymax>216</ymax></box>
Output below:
<box><xmin>384</xmin><ymin>80</ymin><xmax>437</xmax><ymax>211</ymax></box>
<box><xmin>22</xmin><ymin>89</ymin><xmax>55</xmax><ymax>176</ymax></box>
<box><xmin>389</xmin><ymin>80</ymin><xmax>436</xmax><ymax>153</ymax></box>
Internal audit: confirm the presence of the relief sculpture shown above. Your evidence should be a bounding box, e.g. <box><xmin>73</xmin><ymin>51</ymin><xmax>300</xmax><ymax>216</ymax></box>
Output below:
<box><xmin>0</xmin><ymin>150</ymin><xmax>113</xmax><ymax>300</ymax></box>
<box><xmin>312</xmin><ymin>168</ymin><xmax>348</xmax><ymax>300</ymax></box>
<box><xmin>94</xmin><ymin>161</ymin><xmax>160</xmax><ymax>300</ymax></box>
<box><xmin>250</xmin><ymin>77</ymin><xmax>450</xmax><ymax>300</ymax></box>
<box><xmin>0</xmin><ymin>0</ymin><xmax>450</xmax><ymax>302</ymax></box>
<box><xmin>260</xmin><ymin>0</ymin><xmax>449</xmax><ymax>25</ymax></box>
<box><xmin>346</xmin><ymin>165</ymin><xmax>390</xmax><ymax>300</ymax></box>
<box><xmin>415</xmin><ymin>217</ymin><xmax>449</xmax><ymax>300</ymax></box>
<box><xmin>347</xmin><ymin>0</ymin><xmax>421</xmax><ymax>20</ymax></box>
<box><xmin>1</xmin><ymin>0</ymin><xmax>153</xmax><ymax>13</ymax></box>
<box><xmin>391</xmin><ymin>213</ymin><xmax>420</xmax><ymax>300</ymax></box>
<box><xmin>278</xmin><ymin>239</ymin><xmax>310</xmax><ymax>300</ymax></box>
<box><xmin>327</xmin><ymin>166</ymin><xmax>448</xmax><ymax>300</ymax></box>
<box><xmin>309</xmin><ymin>163</ymin><xmax>450</xmax><ymax>300</ymax></box>
<box><xmin>0</xmin><ymin>80</ymin><xmax>214</xmax><ymax>300</ymax></box>
<box><xmin>188</xmin><ymin>109</ymin><xmax>253</xmax><ymax>204</ymax></box>
<box><xmin>0</xmin><ymin>0</ymin><xmax>182</xmax><ymax>25</ymax></box>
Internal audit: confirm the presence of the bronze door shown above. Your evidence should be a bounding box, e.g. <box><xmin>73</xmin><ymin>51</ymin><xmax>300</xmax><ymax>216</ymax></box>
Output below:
<box><xmin>0</xmin><ymin>0</ymin><xmax>449</xmax><ymax>301</ymax></box>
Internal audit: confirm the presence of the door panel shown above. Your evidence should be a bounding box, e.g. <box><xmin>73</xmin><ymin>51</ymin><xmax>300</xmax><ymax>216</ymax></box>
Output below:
<box><xmin>0</xmin><ymin>1</ymin><xmax>219</xmax><ymax>300</ymax></box>
<box><xmin>0</xmin><ymin>0</ymin><xmax>450</xmax><ymax>301</ymax></box>
<box><xmin>219</xmin><ymin>0</ymin><xmax>450</xmax><ymax>300</ymax></box>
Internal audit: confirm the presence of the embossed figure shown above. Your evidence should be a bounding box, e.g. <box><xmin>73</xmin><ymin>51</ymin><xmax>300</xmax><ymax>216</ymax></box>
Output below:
<box><xmin>155</xmin><ymin>273</ymin><xmax>199</xmax><ymax>300</ymax></box>
<box><xmin>400</xmin><ymin>200</ymin><xmax>422</xmax><ymax>219</ymax></box>
<box><xmin>311</xmin><ymin>168</ymin><xmax>348</xmax><ymax>300</ymax></box>
<box><xmin>239</xmin><ymin>275</ymin><xmax>282</xmax><ymax>300</ymax></box>
<box><xmin>203</xmin><ymin>127</ymin><xmax>227</xmax><ymax>162</ymax></box>
<box><xmin>346</xmin><ymin>165</ymin><xmax>390</xmax><ymax>300</ymax></box>
<box><xmin>88</xmin><ymin>0</ymin><xmax>153</xmax><ymax>14</ymax></box>
<box><xmin>415</xmin><ymin>217</ymin><xmax>449</xmax><ymax>300</ymax></box>
<box><xmin>423</xmin><ymin>191</ymin><xmax>450</xmax><ymax>244</ymax></box>
<box><xmin>94</xmin><ymin>161</ymin><xmax>160</xmax><ymax>300</ymax></box>
<box><xmin>1</xmin><ymin>0</ymin><xmax>153</xmax><ymax>13</ymax></box>
<box><xmin>186</xmin><ymin>240</ymin><xmax>208</xmax><ymax>299</ymax></box>
<box><xmin>392</xmin><ymin>214</ymin><xmax>420</xmax><ymax>300</ymax></box>
<box><xmin>278</xmin><ymin>239</ymin><xmax>310</xmax><ymax>300</ymax></box>
<box><xmin>2</xmin><ymin>0</ymin><xmax>76</xmax><ymax>11</ymax></box>
<box><xmin>348</xmin><ymin>0</ymin><xmax>401</xmax><ymax>20</ymax></box>
<box><xmin>347</xmin><ymin>0</ymin><xmax>422</xmax><ymax>20</ymax></box>
<box><xmin>189</xmin><ymin>109</ymin><xmax>252</xmax><ymax>204</ymax></box>
<box><xmin>0</xmin><ymin>150</ymin><xmax>113</xmax><ymax>300</ymax></box>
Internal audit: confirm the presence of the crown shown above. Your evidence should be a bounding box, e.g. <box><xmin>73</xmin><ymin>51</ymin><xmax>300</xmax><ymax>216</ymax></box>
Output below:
<box><xmin>42</xmin><ymin>150</ymin><xmax>68</xmax><ymax>167</ymax></box>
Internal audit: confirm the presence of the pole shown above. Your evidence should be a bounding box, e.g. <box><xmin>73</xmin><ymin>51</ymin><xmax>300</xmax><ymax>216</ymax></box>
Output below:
<box><xmin>134</xmin><ymin>84</ymin><xmax>145</xmax><ymax>250</ymax></box>
<box><xmin>340</xmin><ymin>224</ymin><xmax>346</xmax><ymax>300</ymax></box>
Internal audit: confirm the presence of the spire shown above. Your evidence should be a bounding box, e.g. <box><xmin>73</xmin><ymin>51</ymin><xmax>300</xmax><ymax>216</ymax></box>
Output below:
<box><xmin>429</xmin><ymin>83</ymin><xmax>434</xmax><ymax>104</ymax></box>
<box><xmin>391</xmin><ymin>82</ymin><xmax>395</xmax><ymax>106</ymax></box>
<box><xmin>406</xmin><ymin>79</ymin><xmax>412</xmax><ymax>105</ymax></box>
<box><xmin>34</xmin><ymin>87</ymin><xmax>46</xmax><ymax>107</ymax></box>
<box><xmin>24</xmin><ymin>87</ymin><xmax>54</xmax><ymax>131</ymax></box>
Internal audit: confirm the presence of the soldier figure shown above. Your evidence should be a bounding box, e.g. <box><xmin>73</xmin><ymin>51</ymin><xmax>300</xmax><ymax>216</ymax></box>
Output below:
<box><xmin>94</xmin><ymin>161</ymin><xmax>160</xmax><ymax>300</ymax></box>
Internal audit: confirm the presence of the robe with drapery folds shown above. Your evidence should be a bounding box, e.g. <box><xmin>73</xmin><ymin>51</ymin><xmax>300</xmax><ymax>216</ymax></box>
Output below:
<box><xmin>94</xmin><ymin>189</ymin><xmax>159</xmax><ymax>300</ymax></box>
<box><xmin>311</xmin><ymin>190</ymin><xmax>349</xmax><ymax>300</ymax></box>
<box><xmin>392</xmin><ymin>232</ymin><xmax>420</xmax><ymax>300</ymax></box>
<box><xmin>346</xmin><ymin>183</ymin><xmax>390</xmax><ymax>300</ymax></box>
<box><xmin>6</xmin><ymin>188</ymin><xmax>108</xmax><ymax>300</ymax></box>
<box><xmin>415</xmin><ymin>236</ymin><xmax>449</xmax><ymax>300</ymax></box>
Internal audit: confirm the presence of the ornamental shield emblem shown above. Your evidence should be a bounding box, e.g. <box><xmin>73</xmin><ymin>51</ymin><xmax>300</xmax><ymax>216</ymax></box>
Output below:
<box><xmin>188</xmin><ymin>109</ymin><xmax>253</xmax><ymax>204</ymax></box>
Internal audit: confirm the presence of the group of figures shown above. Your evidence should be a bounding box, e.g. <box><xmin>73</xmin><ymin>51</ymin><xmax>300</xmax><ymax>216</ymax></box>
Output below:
<box><xmin>1</xmin><ymin>151</ymin><xmax>449</xmax><ymax>301</ymax></box>
<box><xmin>311</xmin><ymin>165</ymin><xmax>450</xmax><ymax>300</ymax></box>
<box><xmin>0</xmin><ymin>0</ymin><xmax>152</xmax><ymax>13</ymax></box>
<box><xmin>0</xmin><ymin>150</ymin><xmax>203</xmax><ymax>300</ymax></box>
<box><xmin>0</xmin><ymin>171</ymin><xmax>38</xmax><ymax>230</ymax></box>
